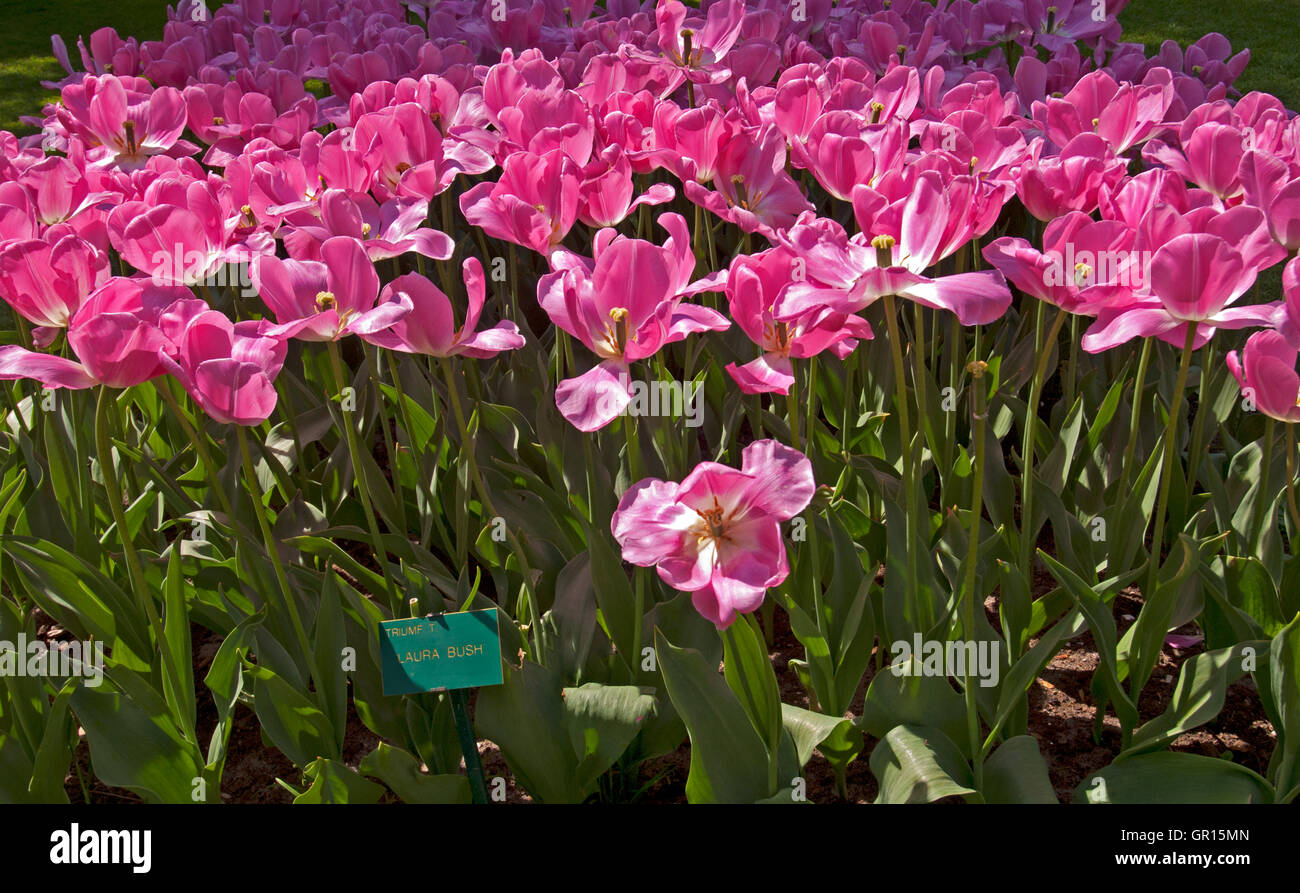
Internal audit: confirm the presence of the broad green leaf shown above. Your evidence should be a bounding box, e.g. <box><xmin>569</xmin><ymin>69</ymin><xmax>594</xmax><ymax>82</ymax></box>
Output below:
<box><xmin>982</xmin><ymin>735</ymin><xmax>1057</xmax><ymax>803</ymax></box>
<box><xmin>654</xmin><ymin>629</ymin><xmax>772</xmax><ymax>803</ymax></box>
<box><xmin>359</xmin><ymin>742</ymin><xmax>471</xmax><ymax>804</ymax></box>
<box><xmin>870</xmin><ymin>724</ymin><xmax>974</xmax><ymax>804</ymax></box>
<box><xmin>70</xmin><ymin>683</ymin><xmax>203</xmax><ymax>804</ymax></box>
<box><xmin>1077</xmin><ymin>752</ymin><xmax>1272</xmax><ymax>804</ymax></box>
<box><xmin>294</xmin><ymin>757</ymin><xmax>386</xmax><ymax>804</ymax></box>
<box><xmin>780</xmin><ymin>703</ymin><xmax>860</xmax><ymax>769</ymax></box>
<box><xmin>246</xmin><ymin>661</ymin><xmax>338</xmax><ymax>766</ymax></box>
<box><xmin>475</xmin><ymin>659</ymin><xmax>581</xmax><ymax>803</ymax></box>
<box><xmin>562</xmin><ymin>683</ymin><xmax>658</xmax><ymax>792</ymax></box>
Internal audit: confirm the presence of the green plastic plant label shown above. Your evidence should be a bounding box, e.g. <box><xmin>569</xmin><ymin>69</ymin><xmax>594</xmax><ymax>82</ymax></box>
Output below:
<box><xmin>378</xmin><ymin>609</ymin><xmax>503</xmax><ymax>695</ymax></box>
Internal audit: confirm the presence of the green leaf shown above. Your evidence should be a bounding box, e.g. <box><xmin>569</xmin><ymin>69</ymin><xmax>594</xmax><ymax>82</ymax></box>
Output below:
<box><xmin>721</xmin><ymin>613</ymin><xmax>783</xmax><ymax>768</ymax></box>
<box><xmin>163</xmin><ymin>547</ymin><xmax>196</xmax><ymax>740</ymax></box>
<box><xmin>28</xmin><ymin>679</ymin><xmax>77</xmax><ymax>803</ymax></box>
<box><xmin>314</xmin><ymin>575</ymin><xmax>348</xmax><ymax>756</ymax></box>
<box><xmin>982</xmin><ymin>736</ymin><xmax>1057</xmax><ymax>803</ymax></box>
<box><xmin>861</xmin><ymin>656</ymin><xmax>970</xmax><ymax>758</ymax></box>
<box><xmin>1078</xmin><ymin>752</ymin><xmax>1273</xmax><ymax>803</ymax></box>
<box><xmin>780</xmin><ymin>704</ymin><xmax>860</xmax><ymax>769</ymax></box>
<box><xmin>654</xmin><ymin>629</ymin><xmax>773</xmax><ymax>803</ymax></box>
<box><xmin>70</xmin><ymin>682</ymin><xmax>203</xmax><ymax>804</ymax></box>
<box><xmin>869</xmin><ymin>724</ymin><xmax>974</xmax><ymax>804</ymax></box>
<box><xmin>204</xmin><ymin>608</ymin><xmax>264</xmax><ymax>770</ymax></box>
<box><xmin>359</xmin><ymin>742</ymin><xmax>471</xmax><ymax>804</ymax></box>
<box><xmin>1269</xmin><ymin>613</ymin><xmax>1300</xmax><ymax>795</ymax></box>
<box><xmin>293</xmin><ymin>757</ymin><xmax>386</xmax><ymax>804</ymax></box>
<box><xmin>1227</xmin><ymin>556</ymin><xmax>1286</xmax><ymax>637</ymax></box>
<box><xmin>475</xmin><ymin>659</ymin><xmax>581</xmax><ymax>803</ymax></box>
<box><xmin>562</xmin><ymin>683</ymin><xmax>658</xmax><ymax>792</ymax></box>
<box><xmin>246</xmin><ymin>661</ymin><xmax>338</xmax><ymax>766</ymax></box>
<box><xmin>1127</xmin><ymin>642</ymin><xmax>1259</xmax><ymax>755</ymax></box>
<box><xmin>585</xmin><ymin>525</ymin><xmax>638</xmax><ymax>666</ymax></box>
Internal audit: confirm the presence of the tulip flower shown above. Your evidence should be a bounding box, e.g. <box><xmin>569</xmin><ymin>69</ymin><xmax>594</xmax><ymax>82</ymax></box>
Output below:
<box><xmin>1239</xmin><ymin>149</ymin><xmax>1300</xmax><ymax>252</ymax></box>
<box><xmin>460</xmin><ymin>149</ymin><xmax>581</xmax><ymax>255</ymax></box>
<box><xmin>250</xmin><ymin>236</ymin><xmax>410</xmax><ymax>342</ymax></box>
<box><xmin>611</xmin><ymin>439</ymin><xmax>814</xmax><ymax>629</ymax></box>
<box><xmin>537</xmin><ymin>212</ymin><xmax>728</xmax><ymax>431</ymax></box>
<box><xmin>1081</xmin><ymin>232</ymin><xmax>1278</xmax><ymax>353</ymax></box>
<box><xmin>982</xmin><ymin>212</ymin><xmax>1143</xmax><ymax>316</ymax></box>
<box><xmin>778</xmin><ymin>209</ymin><xmax>1013</xmax><ymax>327</ymax></box>
<box><xmin>359</xmin><ymin>259</ymin><xmax>525</xmax><ymax>359</ymax></box>
<box><xmin>0</xmin><ymin>277</ymin><xmax>193</xmax><ymax>389</ymax></box>
<box><xmin>157</xmin><ymin>302</ymin><xmax>288</xmax><ymax>426</ymax></box>
<box><xmin>1225</xmin><ymin>330</ymin><xmax>1300</xmax><ymax>424</ymax></box>
<box><xmin>0</xmin><ymin>233</ymin><xmax>109</xmax><ymax>346</ymax></box>
<box><xmin>66</xmin><ymin>75</ymin><xmax>197</xmax><ymax>169</ymax></box>
<box><xmin>281</xmin><ymin>189</ymin><xmax>455</xmax><ymax>263</ymax></box>
<box><xmin>723</xmin><ymin>248</ymin><xmax>871</xmax><ymax>394</ymax></box>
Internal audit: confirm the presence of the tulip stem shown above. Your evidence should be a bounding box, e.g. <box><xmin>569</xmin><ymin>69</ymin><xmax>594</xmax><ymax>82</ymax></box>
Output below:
<box><xmin>1118</xmin><ymin>338</ymin><xmax>1154</xmax><ymax>501</ymax></box>
<box><xmin>785</xmin><ymin>373</ymin><xmax>801</xmax><ymax>452</ymax></box>
<box><xmin>156</xmin><ymin>381</ymin><xmax>233</xmax><ymax>518</ymax></box>
<box><xmin>327</xmin><ymin>340</ymin><xmax>401</xmax><ymax>609</ymax></box>
<box><xmin>882</xmin><ymin>292</ymin><xmax>925</xmax><ymax>630</ymax></box>
<box><xmin>96</xmin><ymin>386</ymin><xmax>191</xmax><ymax>741</ymax></box>
<box><xmin>963</xmin><ymin>344</ymin><xmax>988</xmax><ymax>798</ymax></box>
<box><xmin>1143</xmin><ymin>325</ymin><xmax>1198</xmax><ymax>602</ymax></box>
<box><xmin>438</xmin><ymin>357</ymin><xmax>537</xmax><ymax>654</ymax></box>
<box><xmin>1254</xmin><ymin>417</ymin><xmax>1276</xmax><ymax>556</ymax></box>
<box><xmin>1017</xmin><ymin>306</ymin><xmax>1068</xmax><ymax>586</ymax></box>
<box><xmin>236</xmin><ymin>425</ymin><xmax>319</xmax><ymax>691</ymax></box>
<box><xmin>1287</xmin><ymin>423</ymin><xmax>1300</xmax><ymax>544</ymax></box>
<box><xmin>1184</xmin><ymin>340</ymin><xmax>1216</xmax><ymax>500</ymax></box>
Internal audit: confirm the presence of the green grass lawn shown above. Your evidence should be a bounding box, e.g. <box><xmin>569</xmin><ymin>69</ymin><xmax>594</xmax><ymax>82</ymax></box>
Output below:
<box><xmin>0</xmin><ymin>0</ymin><xmax>168</xmax><ymax>134</ymax></box>
<box><xmin>0</xmin><ymin>0</ymin><xmax>1294</xmax><ymax>133</ymax></box>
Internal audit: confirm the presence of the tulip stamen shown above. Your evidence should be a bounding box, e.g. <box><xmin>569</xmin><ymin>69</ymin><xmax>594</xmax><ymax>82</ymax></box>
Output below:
<box><xmin>122</xmin><ymin>120</ymin><xmax>138</xmax><ymax>155</ymax></box>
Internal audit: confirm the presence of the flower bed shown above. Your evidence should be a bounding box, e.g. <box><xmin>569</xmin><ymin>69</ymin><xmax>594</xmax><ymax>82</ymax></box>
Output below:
<box><xmin>0</xmin><ymin>0</ymin><xmax>1296</xmax><ymax>804</ymax></box>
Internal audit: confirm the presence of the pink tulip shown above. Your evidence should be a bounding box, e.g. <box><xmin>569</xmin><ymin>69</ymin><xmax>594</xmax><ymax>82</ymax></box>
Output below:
<box><xmin>723</xmin><ymin>248</ymin><xmax>871</xmax><ymax>395</ymax></box>
<box><xmin>359</xmin><ymin>259</ymin><xmax>525</xmax><ymax>359</ymax></box>
<box><xmin>460</xmin><ymin>149</ymin><xmax>581</xmax><ymax>255</ymax></box>
<box><xmin>0</xmin><ymin>277</ymin><xmax>193</xmax><ymax>390</ymax></box>
<box><xmin>282</xmin><ymin>189</ymin><xmax>455</xmax><ymax>263</ymax></box>
<box><xmin>537</xmin><ymin>212</ymin><xmax>728</xmax><ymax>431</ymax></box>
<box><xmin>0</xmin><ymin>233</ymin><xmax>109</xmax><ymax>345</ymax></box>
<box><xmin>682</xmin><ymin>123</ymin><xmax>812</xmax><ymax>239</ymax></box>
<box><xmin>108</xmin><ymin>175</ymin><xmax>265</xmax><ymax>284</ymax></box>
<box><xmin>646</xmin><ymin>0</ymin><xmax>746</xmax><ymax>88</ymax></box>
<box><xmin>1143</xmin><ymin>121</ymin><xmax>1248</xmax><ymax>204</ymax></box>
<box><xmin>250</xmin><ymin>236</ymin><xmax>410</xmax><ymax>342</ymax></box>
<box><xmin>577</xmin><ymin>146</ymin><xmax>675</xmax><ymax>229</ymax></box>
<box><xmin>1034</xmin><ymin>70</ymin><xmax>1172</xmax><ymax>154</ymax></box>
<box><xmin>66</xmin><ymin>75</ymin><xmax>196</xmax><ymax>169</ymax></box>
<box><xmin>611</xmin><ymin>439</ymin><xmax>814</xmax><ymax>629</ymax></box>
<box><xmin>1016</xmin><ymin>134</ymin><xmax>1128</xmax><ymax>222</ymax></box>
<box><xmin>1239</xmin><ymin>149</ymin><xmax>1300</xmax><ymax>252</ymax></box>
<box><xmin>158</xmin><ymin>302</ymin><xmax>287</xmax><ymax>426</ymax></box>
<box><xmin>1081</xmin><ymin>232</ymin><xmax>1277</xmax><ymax>353</ymax></box>
<box><xmin>1225</xmin><ymin>330</ymin><xmax>1300</xmax><ymax>424</ymax></box>
<box><xmin>790</xmin><ymin>112</ymin><xmax>907</xmax><ymax>202</ymax></box>
<box><xmin>778</xmin><ymin>213</ymin><xmax>1013</xmax><ymax>327</ymax></box>
<box><xmin>982</xmin><ymin>212</ymin><xmax>1142</xmax><ymax>316</ymax></box>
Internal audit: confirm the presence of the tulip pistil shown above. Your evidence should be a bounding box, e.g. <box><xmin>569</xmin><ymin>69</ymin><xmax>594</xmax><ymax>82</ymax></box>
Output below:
<box><xmin>872</xmin><ymin>234</ymin><xmax>896</xmax><ymax>268</ymax></box>
<box><xmin>315</xmin><ymin>291</ymin><xmax>337</xmax><ymax>312</ymax></box>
